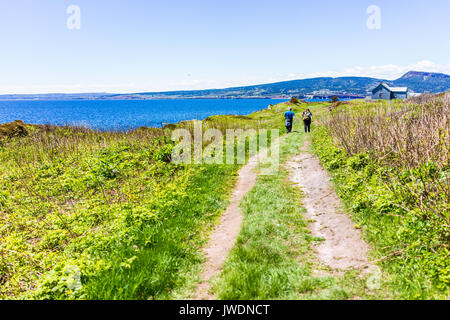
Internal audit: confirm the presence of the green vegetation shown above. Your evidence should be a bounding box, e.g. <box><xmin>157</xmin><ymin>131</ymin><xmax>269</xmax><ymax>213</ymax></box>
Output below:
<box><xmin>311</xmin><ymin>94</ymin><xmax>449</xmax><ymax>299</ymax></box>
<box><xmin>1</xmin><ymin>95</ymin><xmax>448</xmax><ymax>300</ymax></box>
<box><xmin>0</xmin><ymin>104</ymin><xmax>290</xmax><ymax>300</ymax></box>
<box><xmin>0</xmin><ymin>125</ymin><xmax>222</xmax><ymax>299</ymax></box>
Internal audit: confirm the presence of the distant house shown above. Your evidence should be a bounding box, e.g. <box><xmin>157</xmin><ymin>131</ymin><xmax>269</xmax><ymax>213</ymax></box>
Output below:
<box><xmin>371</xmin><ymin>83</ymin><xmax>409</xmax><ymax>100</ymax></box>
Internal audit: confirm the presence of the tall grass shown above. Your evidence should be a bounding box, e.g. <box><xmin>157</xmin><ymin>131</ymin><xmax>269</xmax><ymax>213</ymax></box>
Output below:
<box><xmin>312</xmin><ymin>94</ymin><xmax>449</xmax><ymax>298</ymax></box>
<box><xmin>321</xmin><ymin>94</ymin><xmax>449</xmax><ymax>169</ymax></box>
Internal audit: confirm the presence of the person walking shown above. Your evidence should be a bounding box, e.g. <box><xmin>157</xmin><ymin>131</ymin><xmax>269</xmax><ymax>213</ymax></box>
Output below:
<box><xmin>302</xmin><ymin>109</ymin><xmax>313</xmax><ymax>133</ymax></box>
<box><xmin>284</xmin><ymin>107</ymin><xmax>295</xmax><ymax>133</ymax></box>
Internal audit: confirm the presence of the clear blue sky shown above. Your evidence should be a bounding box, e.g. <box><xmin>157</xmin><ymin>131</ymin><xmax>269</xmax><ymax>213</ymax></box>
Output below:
<box><xmin>1</xmin><ymin>0</ymin><xmax>449</xmax><ymax>93</ymax></box>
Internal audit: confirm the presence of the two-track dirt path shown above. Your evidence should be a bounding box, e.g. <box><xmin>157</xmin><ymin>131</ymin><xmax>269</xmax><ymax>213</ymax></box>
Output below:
<box><xmin>194</xmin><ymin>136</ymin><xmax>372</xmax><ymax>300</ymax></box>
<box><xmin>286</xmin><ymin>139</ymin><xmax>371</xmax><ymax>271</ymax></box>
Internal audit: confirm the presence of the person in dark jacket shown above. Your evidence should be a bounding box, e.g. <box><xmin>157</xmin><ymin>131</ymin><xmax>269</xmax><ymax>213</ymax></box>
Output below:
<box><xmin>302</xmin><ymin>109</ymin><xmax>313</xmax><ymax>133</ymax></box>
<box><xmin>284</xmin><ymin>108</ymin><xmax>295</xmax><ymax>133</ymax></box>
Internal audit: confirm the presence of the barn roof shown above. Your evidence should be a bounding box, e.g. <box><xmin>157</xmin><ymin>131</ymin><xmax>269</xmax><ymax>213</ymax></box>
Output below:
<box><xmin>389</xmin><ymin>86</ymin><xmax>408</xmax><ymax>92</ymax></box>
<box><xmin>372</xmin><ymin>83</ymin><xmax>408</xmax><ymax>93</ymax></box>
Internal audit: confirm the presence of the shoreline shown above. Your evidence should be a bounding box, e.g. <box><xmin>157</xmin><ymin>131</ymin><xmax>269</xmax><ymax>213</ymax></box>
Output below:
<box><xmin>0</xmin><ymin>98</ymin><xmax>291</xmax><ymax>131</ymax></box>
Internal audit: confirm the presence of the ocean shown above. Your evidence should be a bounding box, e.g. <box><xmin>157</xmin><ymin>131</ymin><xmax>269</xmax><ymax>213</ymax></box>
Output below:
<box><xmin>0</xmin><ymin>98</ymin><xmax>330</xmax><ymax>131</ymax></box>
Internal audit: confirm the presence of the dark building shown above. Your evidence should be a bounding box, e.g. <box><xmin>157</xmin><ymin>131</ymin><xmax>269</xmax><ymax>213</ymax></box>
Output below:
<box><xmin>371</xmin><ymin>83</ymin><xmax>409</xmax><ymax>100</ymax></box>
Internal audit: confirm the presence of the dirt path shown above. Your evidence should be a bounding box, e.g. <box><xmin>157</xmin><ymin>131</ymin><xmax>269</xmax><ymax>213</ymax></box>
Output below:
<box><xmin>194</xmin><ymin>136</ymin><xmax>371</xmax><ymax>299</ymax></box>
<box><xmin>286</xmin><ymin>139</ymin><xmax>371</xmax><ymax>271</ymax></box>
<box><xmin>194</xmin><ymin>153</ymin><xmax>260</xmax><ymax>300</ymax></box>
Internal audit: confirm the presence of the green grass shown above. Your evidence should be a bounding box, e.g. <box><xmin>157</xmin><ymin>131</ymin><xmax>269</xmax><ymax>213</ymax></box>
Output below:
<box><xmin>0</xmin><ymin>120</ymin><xmax>243</xmax><ymax>299</ymax></box>
<box><xmin>82</xmin><ymin>164</ymin><xmax>238</xmax><ymax>300</ymax></box>
<box><xmin>0</xmin><ymin>129</ymin><xmax>242</xmax><ymax>299</ymax></box>
<box><xmin>0</xmin><ymin>101</ymin><xmax>314</xmax><ymax>300</ymax></box>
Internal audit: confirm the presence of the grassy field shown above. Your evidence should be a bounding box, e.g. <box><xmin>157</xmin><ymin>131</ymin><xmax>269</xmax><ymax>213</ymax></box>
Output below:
<box><xmin>0</xmin><ymin>104</ymin><xmax>289</xmax><ymax>299</ymax></box>
<box><xmin>0</xmin><ymin>95</ymin><xmax>448</xmax><ymax>300</ymax></box>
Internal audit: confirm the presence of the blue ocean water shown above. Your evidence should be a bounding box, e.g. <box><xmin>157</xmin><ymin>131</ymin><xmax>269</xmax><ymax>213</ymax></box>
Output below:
<box><xmin>0</xmin><ymin>99</ymin><xmax>288</xmax><ymax>131</ymax></box>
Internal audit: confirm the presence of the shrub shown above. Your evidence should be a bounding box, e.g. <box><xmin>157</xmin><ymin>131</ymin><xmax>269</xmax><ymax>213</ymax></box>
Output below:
<box><xmin>289</xmin><ymin>97</ymin><xmax>300</xmax><ymax>105</ymax></box>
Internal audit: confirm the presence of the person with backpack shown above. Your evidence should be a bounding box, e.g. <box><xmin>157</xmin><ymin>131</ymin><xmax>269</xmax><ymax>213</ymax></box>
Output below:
<box><xmin>302</xmin><ymin>109</ymin><xmax>313</xmax><ymax>133</ymax></box>
<box><xmin>284</xmin><ymin>107</ymin><xmax>295</xmax><ymax>133</ymax></box>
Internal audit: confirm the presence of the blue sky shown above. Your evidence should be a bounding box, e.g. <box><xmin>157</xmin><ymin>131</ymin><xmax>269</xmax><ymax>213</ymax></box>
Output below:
<box><xmin>1</xmin><ymin>0</ymin><xmax>449</xmax><ymax>94</ymax></box>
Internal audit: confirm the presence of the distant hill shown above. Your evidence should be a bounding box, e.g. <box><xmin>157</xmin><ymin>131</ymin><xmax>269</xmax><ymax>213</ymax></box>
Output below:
<box><xmin>119</xmin><ymin>71</ymin><xmax>450</xmax><ymax>99</ymax></box>
<box><xmin>391</xmin><ymin>71</ymin><xmax>450</xmax><ymax>93</ymax></box>
<box><xmin>1</xmin><ymin>71</ymin><xmax>448</xmax><ymax>100</ymax></box>
<box><xmin>131</xmin><ymin>76</ymin><xmax>382</xmax><ymax>99</ymax></box>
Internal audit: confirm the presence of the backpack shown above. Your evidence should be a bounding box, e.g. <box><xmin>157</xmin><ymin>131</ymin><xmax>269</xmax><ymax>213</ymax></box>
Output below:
<box><xmin>303</xmin><ymin>112</ymin><xmax>311</xmax><ymax>121</ymax></box>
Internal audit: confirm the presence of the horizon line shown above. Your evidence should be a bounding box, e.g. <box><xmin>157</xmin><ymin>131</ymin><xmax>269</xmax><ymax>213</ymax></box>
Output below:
<box><xmin>0</xmin><ymin>70</ymin><xmax>448</xmax><ymax>96</ymax></box>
